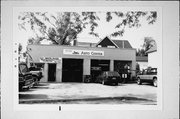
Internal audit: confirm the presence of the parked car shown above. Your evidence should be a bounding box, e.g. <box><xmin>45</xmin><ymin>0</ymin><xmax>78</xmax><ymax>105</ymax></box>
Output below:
<box><xmin>29</xmin><ymin>66</ymin><xmax>43</xmax><ymax>85</ymax></box>
<box><xmin>136</xmin><ymin>67</ymin><xmax>157</xmax><ymax>87</ymax></box>
<box><xmin>95</xmin><ymin>71</ymin><xmax>122</xmax><ymax>85</ymax></box>
<box><xmin>19</xmin><ymin>62</ymin><xmax>34</xmax><ymax>91</ymax></box>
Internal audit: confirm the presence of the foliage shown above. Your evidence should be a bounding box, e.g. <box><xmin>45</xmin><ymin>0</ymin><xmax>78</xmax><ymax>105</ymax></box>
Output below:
<box><xmin>108</xmin><ymin>11</ymin><xmax>156</xmax><ymax>37</ymax></box>
<box><xmin>136</xmin><ymin>48</ymin><xmax>147</xmax><ymax>56</ymax></box>
<box><xmin>136</xmin><ymin>37</ymin><xmax>156</xmax><ymax>56</ymax></box>
<box><xmin>143</xmin><ymin>37</ymin><xmax>156</xmax><ymax>52</ymax></box>
<box><xmin>18</xmin><ymin>43</ymin><xmax>22</xmax><ymax>54</ymax></box>
<box><xmin>18</xmin><ymin>12</ymin><xmax>100</xmax><ymax>45</ymax></box>
<box><xmin>136</xmin><ymin>63</ymin><xmax>140</xmax><ymax>73</ymax></box>
<box><xmin>18</xmin><ymin>11</ymin><xmax>157</xmax><ymax>45</ymax></box>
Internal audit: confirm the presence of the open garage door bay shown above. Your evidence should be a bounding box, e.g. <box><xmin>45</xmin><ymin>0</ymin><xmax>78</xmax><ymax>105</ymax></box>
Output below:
<box><xmin>62</xmin><ymin>58</ymin><xmax>83</xmax><ymax>82</ymax></box>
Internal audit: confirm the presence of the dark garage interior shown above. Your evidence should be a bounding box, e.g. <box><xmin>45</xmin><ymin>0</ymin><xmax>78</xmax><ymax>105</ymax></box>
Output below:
<box><xmin>114</xmin><ymin>60</ymin><xmax>132</xmax><ymax>74</ymax></box>
<box><xmin>62</xmin><ymin>58</ymin><xmax>83</xmax><ymax>82</ymax></box>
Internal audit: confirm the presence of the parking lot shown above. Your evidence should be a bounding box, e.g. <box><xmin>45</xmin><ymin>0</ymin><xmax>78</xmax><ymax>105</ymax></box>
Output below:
<box><xmin>19</xmin><ymin>82</ymin><xmax>157</xmax><ymax>105</ymax></box>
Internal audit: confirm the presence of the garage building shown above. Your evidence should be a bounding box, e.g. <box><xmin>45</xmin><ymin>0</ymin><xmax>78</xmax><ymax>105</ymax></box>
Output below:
<box><xmin>27</xmin><ymin>37</ymin><xmax>136</xmax><ymax>83</ymax></box>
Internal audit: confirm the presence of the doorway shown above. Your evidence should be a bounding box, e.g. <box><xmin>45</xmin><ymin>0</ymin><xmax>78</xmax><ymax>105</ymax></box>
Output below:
<box><xmin>48</xmin><ymin>63</ymin><xmax>56</xmax><ymax>82</ymax></box>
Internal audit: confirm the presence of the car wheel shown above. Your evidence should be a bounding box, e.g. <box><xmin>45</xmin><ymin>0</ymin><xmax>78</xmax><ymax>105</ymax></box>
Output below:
<box><xmin>137</xmin><ymin>77</ymin><xmax>142</xmax><ymax>85</ymax></box>
<box><xmin>33</xmin><ymin>76</ymin><xmax>39</xmax><ymax>86</ymax></box>
<box><xmin>153</xmin><ymin>78</ymin><xmax>157</xmax><ymax>87</ymax></box>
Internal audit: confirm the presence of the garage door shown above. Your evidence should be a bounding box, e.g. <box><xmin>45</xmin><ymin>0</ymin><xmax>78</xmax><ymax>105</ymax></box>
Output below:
<box><xmin>62</xmin><ymin>58</ymin><xmax>83</xmax><ymax>82</ymax></box>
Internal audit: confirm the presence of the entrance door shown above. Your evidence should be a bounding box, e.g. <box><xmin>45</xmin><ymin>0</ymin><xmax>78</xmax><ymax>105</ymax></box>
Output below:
<box><xmin>62</xmin><ymin>58</ymin><xmax>83</xmax><ymax>82</ymax></box>
<box><xmin>48</xmin><ymin>63</ymin><xmax>56</xmax><ymax>82</ymax></box>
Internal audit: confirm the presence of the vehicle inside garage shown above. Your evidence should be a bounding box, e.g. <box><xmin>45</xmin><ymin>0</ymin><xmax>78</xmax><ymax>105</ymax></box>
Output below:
<box><xmin>91</xmin><ymin>59</ymin><xmax>110</xmax><ymax>82</ymax></box>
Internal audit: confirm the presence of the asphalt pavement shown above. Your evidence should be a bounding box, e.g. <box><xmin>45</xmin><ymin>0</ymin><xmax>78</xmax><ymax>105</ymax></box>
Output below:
<box><xmin>19</xmin><ymin>82</ymin><xmax>157</xmax><ymax>104</ymax></box>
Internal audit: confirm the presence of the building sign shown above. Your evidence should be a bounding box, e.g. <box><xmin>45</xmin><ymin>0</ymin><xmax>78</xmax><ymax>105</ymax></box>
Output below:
<box><xmin>40</xmin><ymin>57</ymin><xmax>62</xmax><ymax>63</ymax></box>
<box><xmin>63</xmin><ymin>49</ymin><xmax>104</xmax><ymax>56</ymax></box>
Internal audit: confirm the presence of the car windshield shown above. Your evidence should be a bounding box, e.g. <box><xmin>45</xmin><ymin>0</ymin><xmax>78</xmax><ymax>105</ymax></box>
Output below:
<box><xmin>151</xmin><ymin>68</ymin><xmax>157</xmax><ymax>73</ymax></box>
<box><xmin>107</xmin><ymin>71</ymin><xmax>119</xmax><ymax>76</ymax></box>
<box><xmin>19</xmin><ymin>64</ymin><xmax>28</xmax><ymax>73</ymax></box>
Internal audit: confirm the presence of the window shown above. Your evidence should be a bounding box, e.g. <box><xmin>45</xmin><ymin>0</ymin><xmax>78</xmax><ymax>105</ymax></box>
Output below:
<box><xmin>30</xmin><ymin>63</ymin><xmax>44</xmax><ymax>69</ymax></box>
<box><xmin>150</xmin><ymin>68</ymin><xmax>157</xmax><ymax>74</ymax></box>
<box><xmin>143</xmin><ymin>70</ymin><xmax>147</xmax><ymax>75</ymax></box>
<box><xmin>107</xmin><ymin>46</ymin><xmax>115</xmax><ymax>48</ymax></box>
<box><xmin>19</xmin><ymin>64</ymin><xmax>28</xmax><ymax>73</ymax></box>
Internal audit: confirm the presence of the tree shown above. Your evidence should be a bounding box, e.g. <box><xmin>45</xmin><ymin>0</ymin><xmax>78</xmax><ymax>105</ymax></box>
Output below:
<box><xmin>18</xmin><ymin>43</ymin><xmax>22</xmax><ymax>54</ymax></box>
<box><xmin>18</xmin><ymin>12</ymin><xmax>100</xmax><ymax>45</ymax></box>
<box><xmin>136</xmin><ymin>37</ymin><xmax>156</xmax><ymax>56</ymax></box>
<box><xmin>18</xmin><ymin>43</ymin><xmax>23</xmax><ymax>61</ymax></box>
<box><xmin>136</xmin><ymin>48</ymin><xmax>147</xmax><ymax>56</ymax></box>
<box><xmin>18</xmin><ymin>11</ymin><xmax>157</xmax><ymax>45</ymax></box>
<box><xmin>106</xmin><ymin>11</ymin><xmax>157</xmax><ymax>37</ymax></box>
<box><xmin>136</xmin><ymin>63</ymin><xmax>140</xmax><ymax>73</ymax></box>
<box><xmin>143</xmin><ymin>37</ymin><xmax>156</xmax><ymax>52</ymax></box>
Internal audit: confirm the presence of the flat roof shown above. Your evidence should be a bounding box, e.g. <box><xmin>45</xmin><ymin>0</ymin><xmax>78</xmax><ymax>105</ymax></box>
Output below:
<box><xmin>27</xmin><ymin>44</ymin><xmax>136</xmax><ymax>62</ymax></box>
<box><xmin>27</xmin><ymin>44</ymin><xmax>136</xmax><ymax>51</ymax></box>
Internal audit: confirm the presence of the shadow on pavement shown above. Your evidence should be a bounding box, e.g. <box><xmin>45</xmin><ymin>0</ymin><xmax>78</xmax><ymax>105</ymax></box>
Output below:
<box><xmin>36</xmin><ymin>83</ymin><xmax>50</xmax><ymax>86</ymax></box>
<box><xmin>19</xmin><ymin>96</ymin><xmax>157</xmax><ymax>105</ymax></box>
<box><xmin>19</xmin><ymin>94</ymin><xmax>49</xmax><ymax>99</ymax></box>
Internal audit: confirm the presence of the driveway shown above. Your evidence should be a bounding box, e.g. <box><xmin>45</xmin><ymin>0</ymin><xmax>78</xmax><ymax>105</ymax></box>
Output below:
<box><xmin>19</xmin><ymin>82</ymin><xmax>157</xmax><ymax>104</ymax></box>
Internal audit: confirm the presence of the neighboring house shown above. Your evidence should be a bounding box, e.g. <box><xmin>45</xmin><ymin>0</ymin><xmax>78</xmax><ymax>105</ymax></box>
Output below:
<box><xmin>70</xmin><ymin>39</ymin><xmax>97</xmax><ymax>47</ymax></box>
<box><xmin>76</xmin><ymin>41</ymin><xmax>96</xmax><ymax>47</ymax></box>
<box><xmin>146</xmin><ymin>45</ymin><xmax>157</xmax><ymax>68</ymax></box>
<box><xmin>73</xmin><ymin>36</ymin><xmax>133</xmax><ymax>49</ymax></box>
<box><xmin>96</xmin><ymin>36</ymin><xmax>132</xmax><ymax>49</ymax></box>
<box><xmin>136</xmin><ymin>56</ymin><xmax>148</xmax><ymax>71</ymax></box>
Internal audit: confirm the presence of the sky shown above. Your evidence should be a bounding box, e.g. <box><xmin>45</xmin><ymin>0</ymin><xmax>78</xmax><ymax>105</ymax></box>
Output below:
<box><xmin>77</xmin><ymin>12</ymin><xmax>159</xmax><ymax>49</ymax></box>
<box><xmin>17</xmin><ymin>11</ymin><xmax>160</xmax><ymax>52</ymax></box>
